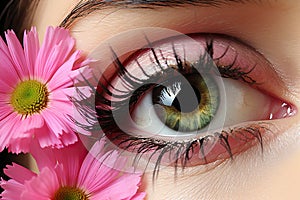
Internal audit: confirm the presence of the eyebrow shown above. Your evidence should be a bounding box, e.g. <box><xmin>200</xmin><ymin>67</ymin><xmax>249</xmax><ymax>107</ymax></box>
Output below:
<box><xmin>60</xmin><ymin>0</ymin><xmax>259</xmax><ymax>28</ymax></box>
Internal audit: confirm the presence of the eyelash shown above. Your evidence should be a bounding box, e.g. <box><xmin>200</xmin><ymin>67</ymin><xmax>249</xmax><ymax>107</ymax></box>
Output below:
<box><xmin>73</xmin><ymin>36</ymin><xmax>270</xmax><ymax>178</ymax></box>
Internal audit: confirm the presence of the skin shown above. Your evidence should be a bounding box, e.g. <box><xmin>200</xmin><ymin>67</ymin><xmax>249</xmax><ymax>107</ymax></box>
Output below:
<box><xmin>32</xmin><ymin>1</ymin><xmax>300</xmax><ymax>199</ymax></box>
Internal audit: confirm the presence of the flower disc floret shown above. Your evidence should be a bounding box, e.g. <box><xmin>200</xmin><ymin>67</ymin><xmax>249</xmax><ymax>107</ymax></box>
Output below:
<box><xmin>53</xmin><ymin>186</ymin><xmax>88</xmax><ymax>200</ymax></box>
<box><xmin>10</xmin><ymin>80</ymin><xmax>48</xmax><ymax>116</ymax></box>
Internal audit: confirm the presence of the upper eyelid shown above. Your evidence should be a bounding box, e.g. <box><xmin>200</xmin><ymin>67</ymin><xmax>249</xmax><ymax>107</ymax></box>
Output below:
<box><xmin>118</xmin><ymin>33</ymin><xmax>284</xmax><ymax>93</ymax></box>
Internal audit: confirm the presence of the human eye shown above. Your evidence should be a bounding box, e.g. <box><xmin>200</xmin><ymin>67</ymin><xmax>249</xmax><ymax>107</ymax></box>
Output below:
<box><xmin>73</xmin><ymin>28</ymin><xmax>295</xmax><ymax>176</ymax></box>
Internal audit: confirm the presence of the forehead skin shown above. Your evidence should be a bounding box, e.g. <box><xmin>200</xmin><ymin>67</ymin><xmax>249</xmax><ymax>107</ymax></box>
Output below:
<box><xmin>32</xmin><ymin>1</ymin><xmax>300</xmax><ymax>199</ymax></box>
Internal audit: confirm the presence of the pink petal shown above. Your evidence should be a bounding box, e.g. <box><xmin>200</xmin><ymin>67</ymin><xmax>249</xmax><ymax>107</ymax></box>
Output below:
<box><xmin>0</xmin><ymin>179</ymin><xmax>24</xmax><ymax>200</ymax></box>
<box><xmin>33</xmin><ymin>123</ymin><xmax>68</xmax><ymax>149</ymax></box>
<box><xmin>41</xmin><ymin>108</ymin><xmax>73</xmax><ymax>136</ymax></box>
<box><xmin>58</xmin><ymin>131</ymin><xmax>78</xmax><ymax>147</ymax></box>
<box><xmin>34</xmin><ymin>109</ymin><xmax>77</xmax><ymax>148</ymax></box>
<box><xmin>23</xmin><ymin>27</ymin><xmax>39</xmax><ymax>78</ymax></box>
<box><xmin>47</xmin><ymin>51</ymin><xmax>82</xmax><ymax>91</ymax></box>
<box><xmin>69</xmin><ymin>65</ymin><xmax>93</xmax><ymax>84</ymax></box>
<box><xmin>47</xmin><ymin>98</ymin><xmax>74</xmax><ymax>119</ymax></box>
<box><xmin>0</xmin><ymin>110</ymin><xmax>44</xmax><ymax>153</ymax></box>
<box><xmin>4</xmin><ymin>163</ymin><xmax>36</xmax><ymax>184</ymax></box>
<box><xmin>0</xmin><ymin>34</ymin><xmax>10</xmax><ymax>56</ymax></box>
<box><xmin>1</xmin><ymin>163</ymin><xmax>36</xmax><ymax>199</ymax></box>
<box><xmin>8</xmin><ymin>137</ymin><xmax>32</xmax><ymax>154</ymax></box>
<box><xmin>7</xmin><ymin>136</ymin><xmax>32</xmax><ymax>153</ymax></box>
<box><xmin>78</xmin><ymin>140</ymin><xmax>144</xmax><ymax>200</ymax></box>
<box><xmin>30</xmin><ymin>140</ymin><xmax>87</xmax><ymax>171</ymax></box>
<box><xmin>12</xmin><ymin>114</ymin><xmax>44</xmax><ymax>135</ymax></box>
<box><xmin>28</xmin><ymin>140</ymin><xmax>57</xmax><ymax>169</ymax></box>
<box><xmin>7</xmin><ymin>134</ymin><xmax>33</xmax><ymax>154</ymax></box>
<box><xmin>5</xmin><ymin>30</ymin><xmax>29</xmax><ymax>79</ymax></box>
<box><xmin>49</xmin><ymin>88</ymin><xmax>74</xmax><ymax>101</ymax></box>
<box><xmin>54</xmin><ymin>161</ymin><xmax>80</xmax><ymax>187</ymax></box>
<box><xmin>0</xmin><ymin>54</ymin><xmax>20</xmax><ymax>86</ymax></box>
<box><xmin>0</xmin><ymin>78</ymin><xmax>15</xmax><ymax>92</ymax></box>
<box><xmin>92</xmin><ymin>174</ymin><xmax>143</xmax><ymax>200</ymax></box>
<box><xmin>35</xmin><ymin>27</ymin><xmax>75</xmax><ymax>82</ymax></box>
<box><xmin>0</xmin><ymin>112</ymin><xmax>22</xmax><ymax>152</ymax></box>
<box><xmin>73</xmin><ymin>54</ymin><xmax>91</xmax><ymax>70</ymax></box>
<box><xmin>77</xmin><ymin>141</ymin><xmax>116</xmax><ymax>190</ymax></box>
<box><xmin>0</xmin><ymin>40</ymin><xmax>21</xmax><ymax>86</ymax></box>
<box><xmin>88</xmin><ymin>171</ymin><xmax>144</xmax><ymax>200</ymax></box>
<box><xmin>22</xmin><ymin>167</ymin><xmax>59</xmax><ymax>200</ymax></box>
<box><xmin>22</xmin><ymin>113</ymin><xmax>45</xmax><ymax>132</ymax></box>
<box><xmin>0</xmin><ymin>103</ymin><xmax>14</xmax><ymax>121</ymax></box>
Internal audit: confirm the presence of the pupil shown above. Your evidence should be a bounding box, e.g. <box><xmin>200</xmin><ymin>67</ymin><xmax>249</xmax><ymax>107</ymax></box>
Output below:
<box><xmin>171</xmin><ymin>84</ymin><xmax>201</xmax><ymax>113</ymax></box>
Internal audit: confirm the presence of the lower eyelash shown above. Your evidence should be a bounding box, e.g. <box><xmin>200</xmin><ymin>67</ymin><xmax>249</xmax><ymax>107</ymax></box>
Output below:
<box><xmin>103</xmin><ymin>122</ymin><xmax>271</xmax><ymax>179</ymax></box>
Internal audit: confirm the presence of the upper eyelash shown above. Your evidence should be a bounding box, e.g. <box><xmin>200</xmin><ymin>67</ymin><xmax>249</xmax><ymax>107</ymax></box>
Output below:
<box><xmin>104</xmin><ymin>38</ymin><xmax>257</xmax><ymax>108</ymax></box>
<box><xmin>72</xmin><ymin>36</ymin><xmax>262</xmax><ymax>178</ymax></box>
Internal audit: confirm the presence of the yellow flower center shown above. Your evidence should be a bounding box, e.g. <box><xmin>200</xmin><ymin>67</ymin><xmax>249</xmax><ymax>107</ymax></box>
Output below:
<box><xmin>10</xmin><ymin>80</ymin><xmax>49</xmax><ymax>116</ymax></box>
<box><xmin>53</xmin><ymin>186</ymin><xmax>89</xmax><ymax>200</ymax></box>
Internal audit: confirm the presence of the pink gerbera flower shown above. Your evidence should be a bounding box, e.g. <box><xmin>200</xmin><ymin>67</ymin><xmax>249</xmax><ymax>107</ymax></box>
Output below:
<box><xmin>0</xmin><ymin>140</ymin><xmax>146</xmax><ymax>200</ymax></box>
<box><xmin>0</xmin><ymin>26</ymin><xmax>87</xmax><ymax>153</ymax></box>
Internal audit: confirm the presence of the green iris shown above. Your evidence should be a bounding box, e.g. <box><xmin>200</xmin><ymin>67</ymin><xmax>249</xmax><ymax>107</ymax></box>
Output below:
<box><xmin>152</xmin><ymin>73</ymin><xmax>219</xmax><ymax>132</ymax></box>
<box><xmin>53</xmin><ymin>186</ymin><xmax>89</xmax><ymax>200</ymax></box>
<box><xmin>10</xmin><ymin>80</ymin><xmax>49</xmax><ymax>116</ymax></box>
